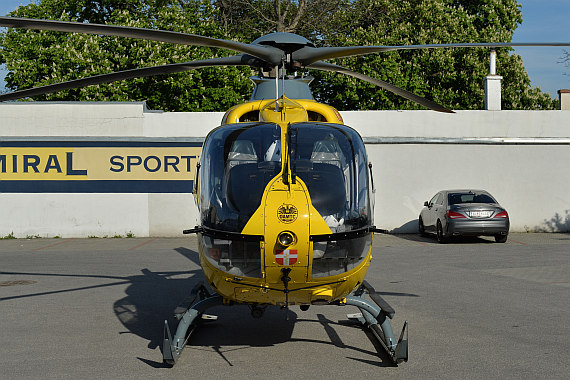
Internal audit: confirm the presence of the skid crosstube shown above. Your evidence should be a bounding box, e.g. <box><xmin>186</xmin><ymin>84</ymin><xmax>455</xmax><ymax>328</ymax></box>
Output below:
<box><xmin>345</xmin><ymin>280</ymin><xmax>408</xmax><ymax>364</ymax></box>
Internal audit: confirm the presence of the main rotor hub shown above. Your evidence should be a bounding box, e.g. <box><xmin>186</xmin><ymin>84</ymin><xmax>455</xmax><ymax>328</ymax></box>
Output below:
<box><xmin>251</xmin><ymin>32</ymin><xmax>316</xmax><ymax>52</ymax></box>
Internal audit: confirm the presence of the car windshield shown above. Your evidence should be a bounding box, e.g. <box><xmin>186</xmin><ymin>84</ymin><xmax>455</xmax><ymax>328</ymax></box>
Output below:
<box><xmin>448</xmin><ymin>192</ymin><xmax>496</xmax><ymax>205</ymax></box>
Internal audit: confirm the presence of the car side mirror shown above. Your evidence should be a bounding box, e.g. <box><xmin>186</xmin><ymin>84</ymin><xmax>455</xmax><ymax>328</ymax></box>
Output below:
<box><xmin>424</xmin><ymin>201</ymin><xmax>429</xmax><ymax>207</ymax></box>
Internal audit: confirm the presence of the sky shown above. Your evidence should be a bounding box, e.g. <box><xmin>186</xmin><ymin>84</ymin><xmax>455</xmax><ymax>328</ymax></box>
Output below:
<box><xmin>1</xmin><ymin>0</ymin><xmax>569</xmax><ymax>99</ymax></box>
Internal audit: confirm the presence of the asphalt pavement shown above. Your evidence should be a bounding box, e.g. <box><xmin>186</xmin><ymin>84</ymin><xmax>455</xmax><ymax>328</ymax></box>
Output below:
<box><xmin>1</xmin><ymin>233</ymin><xmax>568</xmax><ymax>379</ymax></box>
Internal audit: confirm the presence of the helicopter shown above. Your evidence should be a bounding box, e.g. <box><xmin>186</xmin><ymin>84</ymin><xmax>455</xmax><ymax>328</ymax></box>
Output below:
<box><xmin>1</xmin><ymin>15</ymin><xmax>569</xmax><ymax>366</ymax></box>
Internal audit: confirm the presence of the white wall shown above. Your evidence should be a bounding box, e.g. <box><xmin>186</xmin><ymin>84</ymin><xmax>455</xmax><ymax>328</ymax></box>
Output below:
<box><xmin>367</xmin><ymin>144</ymin><xmax>570</xmax><ymax>233</ymax></box>
<box><xmin>1</xmin><ymin>102</ymin><xmax>569</xmax><ymax>237</ymax></box>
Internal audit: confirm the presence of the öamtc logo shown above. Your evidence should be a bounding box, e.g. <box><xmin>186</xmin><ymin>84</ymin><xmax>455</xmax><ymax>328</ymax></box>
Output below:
<box><xmin>277</xmin><ymin>204</ymin><xmax>298</xmax><ymax>223</ymax></box>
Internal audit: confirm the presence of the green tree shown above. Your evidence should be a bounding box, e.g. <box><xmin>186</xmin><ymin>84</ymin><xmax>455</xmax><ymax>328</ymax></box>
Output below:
<box><xmin>1</xmin><ymin>0</ymin><xmax>253</xmax><ymax>111</ymax></box>
<box><xmin>309</xmin><ymin>0</ymin><xmax>557</xmax><ymax>110</ymax></box>
<box><xmin>1</xmin><ymin>0</ymin><xmax>557</xmax><ymax>110</ymax></box>
<box><xmin>215</xmin><ymin>0</ymin><xmax>345</xmax><ymax>39</ymax></box>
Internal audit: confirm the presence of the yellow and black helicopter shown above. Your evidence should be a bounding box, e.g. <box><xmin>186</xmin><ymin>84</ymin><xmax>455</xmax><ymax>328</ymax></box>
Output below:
<box><xmin>1</xmin><ymin>15</ymin><xmax>568</xmax><ymax>366</ymax></box>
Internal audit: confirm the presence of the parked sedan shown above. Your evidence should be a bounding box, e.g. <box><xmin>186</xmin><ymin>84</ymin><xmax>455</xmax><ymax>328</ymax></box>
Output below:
<box><xmin>418</xmin><ymin>189</ymin><xmax>509</xmax><ymax>243</ymax></box>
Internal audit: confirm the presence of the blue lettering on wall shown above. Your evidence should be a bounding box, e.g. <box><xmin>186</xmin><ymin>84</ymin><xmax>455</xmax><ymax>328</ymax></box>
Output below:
<box><xmin>66</xmin><ymin>152</ymin><xmax>87</xmax><ymax>176</ymax></box>
<box><xmin>127</xmin><ymin>156</ymin><xmax>143</xmax><ymax>172</ymax></box>
<box><xmin>164</xmin><ymin>156</ymin><xmax>180</xmax><ymax>172</ymax></box>
<box><xmin>44</xmin><ymin>154</ymin><xmax>63</xmax><ymax>173</ymax></box>
<box><xmin>143</xmin><ymin>156</ymin><xmax>161</xmax><ymax>172</ymax></box>
<box><xmin>110</xmin><ymin>155</ymin><xmax>124</xmax><ymax>172</ymax></box>
<box><xmin>23</xmin><ymin>155</ymin><xmax>41</xmax><ymax>173</ymax></box>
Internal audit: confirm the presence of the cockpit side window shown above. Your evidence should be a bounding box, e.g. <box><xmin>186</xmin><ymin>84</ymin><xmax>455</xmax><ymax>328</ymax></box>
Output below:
<box><xmin>200</xmin><ymin>123</ymin><xmax>282</xmax><ymax>232</ymax></box>
<box><xmin>310</xmin><ymin>134</ymin><xmax>347</xmax><ymax>168</ymax></box>
<box><xmin>227</xmin><ymin>140</ymin><xmax>258</xmax><ymax>167</ymax></box>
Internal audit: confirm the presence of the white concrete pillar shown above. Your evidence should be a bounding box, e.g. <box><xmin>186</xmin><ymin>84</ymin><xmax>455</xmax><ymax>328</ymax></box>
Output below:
<box><xmin>484</xmin><ymin>50</ymin><xmax>502</xmax><ymax>110</ymax></box>
<box><xmin>558</xmin><ymin>89</ymin><xmax>570</xmax><ymax>110</ymax></box>
<box><xmin>484</xmin><ymin>75</ymin><xmax>503</xmax><ymax>110</ymax></box>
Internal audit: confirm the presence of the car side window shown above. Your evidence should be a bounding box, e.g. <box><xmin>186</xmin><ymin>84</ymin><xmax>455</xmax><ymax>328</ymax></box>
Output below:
<box><xmin>436</xmin><ymin>193</ymin><xmax>444</xmax><ymax>205</ymax></box>
<box><xmin>437</xmin><ymin>193</ymin><xmax>444</xmax><ymax>205</ymax></box>
<box><xmin>429</xmin><ymin>194</ymin><xmax>439</xmax><ymax>206</ymax></box>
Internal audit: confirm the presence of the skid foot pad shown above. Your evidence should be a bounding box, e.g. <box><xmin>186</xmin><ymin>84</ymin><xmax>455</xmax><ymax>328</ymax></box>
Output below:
<box><xmin>162</xmin><ymin>320</ymin><xmax>179</xmax><ymax>366</ymax></box>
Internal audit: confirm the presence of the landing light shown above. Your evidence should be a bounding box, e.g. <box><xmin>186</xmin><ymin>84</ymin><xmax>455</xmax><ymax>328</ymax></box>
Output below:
<box><xmin>278</xmin><ymin>231</ymin><xmax>295</xmax><ymax>246</ymax></box>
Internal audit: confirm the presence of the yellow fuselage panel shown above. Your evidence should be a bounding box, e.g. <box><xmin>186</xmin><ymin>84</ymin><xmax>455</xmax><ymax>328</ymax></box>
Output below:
<box><xmin>221</xmin><ymin>98</ymin><xmax>344</xmax><ymax>124</ymax></box>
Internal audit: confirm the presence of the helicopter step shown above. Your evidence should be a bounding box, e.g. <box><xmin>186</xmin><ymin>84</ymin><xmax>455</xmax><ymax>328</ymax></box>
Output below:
<box><xmin>173</xmin><ymin>281</ymin><xmax>213</xmax><ymax>319</ymax></box>
<box><xmin>343</xmin><ymin>281</ymin><xmax>408</xmax><ymax>364</ymax></box>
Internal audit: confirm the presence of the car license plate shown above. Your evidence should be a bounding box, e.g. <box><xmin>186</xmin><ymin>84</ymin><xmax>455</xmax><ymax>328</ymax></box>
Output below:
<box><xmin>469</xmin><ymin>211</ymin><xmax>491</xmax><ymax>218</ymax></box>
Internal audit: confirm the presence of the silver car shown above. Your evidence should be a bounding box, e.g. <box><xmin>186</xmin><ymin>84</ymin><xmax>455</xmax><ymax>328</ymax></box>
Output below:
<box><xmin>419</xmin><ymin>189</ymin><xmax>509</xmax><ymax>243</ymax></box>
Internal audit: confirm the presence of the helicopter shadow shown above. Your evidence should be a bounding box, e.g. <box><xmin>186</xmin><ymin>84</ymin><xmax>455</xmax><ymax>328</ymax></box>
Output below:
<box><xmin>0</xmin><ymin>254</ymin><xmax>201</xmax><ymax>366</ymax></box>
<box><xmin>113</xmin><ymin>247</ymin><xmax>205</xmax><ymax>351</ymax></box>
<box><xmin>113</xmin><ymin>270</ymin><xmax>202</xmax><ymax>350</ymax></box>
<box><xmin>190</xmin><ymin>305</ymin><xmax>297</xmax><ymax>347</ymax></box>
<box><xmin>113</xmin><ymin>245</ymin><xmax>299</xmax><ymax>367</ymax></box>
<box><xmin>290</xmin><ymin>314</ymin><xmax>398</xmax><ymax>367</ymax></box>
<box><xmin>145</xmin><ymin>305</ymin><xmax>299</xmax><ymax>367</ymax></box>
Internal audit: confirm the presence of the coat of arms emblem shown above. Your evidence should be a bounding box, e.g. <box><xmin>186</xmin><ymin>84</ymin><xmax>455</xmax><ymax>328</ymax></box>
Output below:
<box><xmin>277</xmin><ymin>204</ymin><xmax>298</xmax><ymax>223</ymax></box>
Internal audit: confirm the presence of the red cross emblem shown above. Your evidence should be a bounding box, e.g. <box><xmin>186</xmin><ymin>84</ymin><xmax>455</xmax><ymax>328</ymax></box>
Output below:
<box><xmin>275</xmin><ymin>249</ymin><xmax>298</xmax><ymax>265</ymax></box>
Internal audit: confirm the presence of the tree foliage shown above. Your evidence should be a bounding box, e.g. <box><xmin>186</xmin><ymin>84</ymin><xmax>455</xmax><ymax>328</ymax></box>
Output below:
<box><xmin>309</xmin><ymin>0</ymin><xmax>556</xmax><ymax>110</ymax></box>
<box><xmin>215</xmin><ymin>0</ymin><xmax>346</xmax><ymax>39</ymax></box>
<box><xmin>1</xmin><ymin>0</ymin><xmax>253</xmax><ymax>111</ymax></box>
<box><xmin>0</xmin><ymin>0</ymin><xmax>558</xmax><ymax>110</ymax></box>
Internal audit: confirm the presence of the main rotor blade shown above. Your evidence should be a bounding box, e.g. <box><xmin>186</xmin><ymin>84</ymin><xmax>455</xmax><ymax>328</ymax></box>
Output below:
<box><xmin>0</xmin><ymin>16</ymin><xmax>282</xmax><ymax>65</ymax></box>
<box><xmin>295</xmin><ymin>42</ymin><xmax>570</xmax><ymax>65</ymax></box>
<box><xmin>0</xmin><ymin>55</ymin><xmax>259</xmax><ymax>102</ymax></box>
<box><xmin>308</xmin><ymin>61</ymin><xmax>453</xmax><ymax>113</ymax></box>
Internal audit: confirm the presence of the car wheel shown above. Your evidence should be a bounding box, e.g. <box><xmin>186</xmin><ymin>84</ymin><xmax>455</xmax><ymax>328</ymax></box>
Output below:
<box><xmin>495</xmin><ymin>234</ymin><xmax>508</xmax><ymax>243</ymax></box>
<box><xmin>418</xmin><ymin>217</ymin><xmax>427</xmax><ymax>236</ymax></box>
<box><xmin>436</xmin><ymin>220</ymin><xmax>448</xmax><ymax>244</ymax></box>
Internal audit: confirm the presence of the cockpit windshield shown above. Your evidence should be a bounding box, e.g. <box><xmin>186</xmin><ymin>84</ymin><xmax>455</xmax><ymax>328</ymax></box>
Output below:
<box><xmin>291</xmin><ymin>123</ymin><xmax>371</xmax><ymax>232</ymax></box>
<box><xmin>199</xmin><ymin>122</ymin><xmax>282</xmax><ymax>232</ymax></box>
<box><xmin>199</xmin><ymin>121</ymin><xmax>371</xmax><ymax>235</ymax></box>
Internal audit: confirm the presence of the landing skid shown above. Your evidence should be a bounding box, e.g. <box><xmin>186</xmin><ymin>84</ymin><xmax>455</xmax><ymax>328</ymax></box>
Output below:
<box><xmin>162</xmin><ymin>280</ymin><xmax>408</xmax><ymax>366</ymax></box>
<box><xmin>162</xmin><ymin>282</ymin><xmax>224</xmax><ymax>366</ymax></box>
<box><xmin>343</xmin><ymin>281</ymin><xmax>408</xmax><ymax>364</ymax></box>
